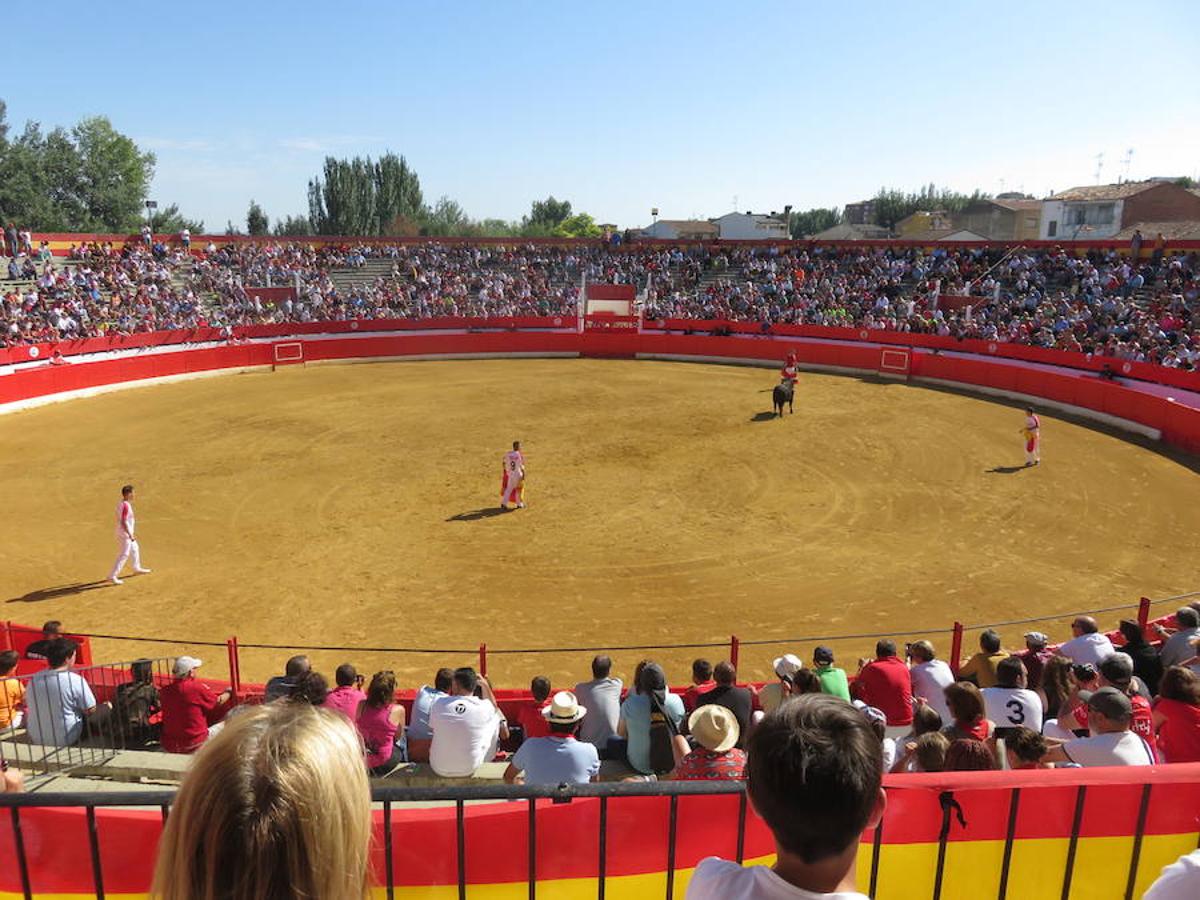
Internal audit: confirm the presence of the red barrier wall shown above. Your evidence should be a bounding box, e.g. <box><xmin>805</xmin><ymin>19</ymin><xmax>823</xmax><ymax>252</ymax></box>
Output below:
<box><xmin>3</xmin><ymin>327</ymin><xmax>1200</xmax><ymax>455</ymax></box>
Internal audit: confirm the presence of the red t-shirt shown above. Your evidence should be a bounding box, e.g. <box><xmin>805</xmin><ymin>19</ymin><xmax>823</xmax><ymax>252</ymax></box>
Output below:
<box><xmin>1156</xmin><ymin>698</ymin><xmax>1200</xmax><ymax>763</ymax></box>
<box><xmin>515</xmin><ymin>700</ymin><xmax>550</xmax><ymax>740</ymax></box>
<box><xmin>683</xmin><ymin>681</ymin><xmax>717</xmax><ymax>713</ymax></box>
<box><xmin>1074</xmin><ymin>694</ymin><xmax>1154</xmax><ymax>744</ymax></box>
<box><xmin>853</xmin><ymin>657</ymin><xmax>913</xmax><ymax>726</ymax></box>
<box><xmin>159</xmin><ymin>678</ymin><xmax>232</xmax><ymax>753</ymax></box>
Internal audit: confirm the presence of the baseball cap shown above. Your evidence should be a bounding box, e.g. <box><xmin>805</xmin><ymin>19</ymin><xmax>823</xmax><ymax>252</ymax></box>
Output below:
<box><xmin>173</xmin><ymin>656</ymin><xmax>202</xmax><ymax>677</ymax></box>
<box><xmin>773</xmin><ymin>654</ymin><xmax>803</xmax><ymax>679</ymax></box>
<box><xmin>1098</xmin><ymin>652</ymin><xmax>1133</xmax><ymax>686</ymax></box>
<box><xmin>1023</xmin><ymin>631</ymin><xmax>1049</xmax><ymax>648</ymax></box>
<box><xmin>852</xmin><ymin>699</ymin><xmax>887</xmax><ymax>726</ymax></box>
<box><xmin>813</xmin><ymin>646</ymin><xmax>835</xmax><ymax>665</ymax></box>
<box><xmin>1079</xmin><ymin>686</ymin><xmax>1132</xmax><ymax>721</ymax></box>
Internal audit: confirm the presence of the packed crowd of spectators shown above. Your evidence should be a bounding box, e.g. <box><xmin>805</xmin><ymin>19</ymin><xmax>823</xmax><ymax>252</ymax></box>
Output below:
<box><xmin>4</xmin><ymin>233</ymin><xmax>1198</xmax><ymax>370</ymax></box>
<box><xmin>3</xmin><ymin>602</ymin><xmax>1197</xmax><ymax>794</ymax></box>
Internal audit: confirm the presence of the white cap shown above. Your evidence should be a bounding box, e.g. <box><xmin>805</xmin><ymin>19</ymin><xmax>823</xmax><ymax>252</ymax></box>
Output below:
<box><xmin>773</xmin><ymin>653</ymin><xmax>803</xmax><ymax>679</ymax></box>
<box><xmin>173</xmin><ymin>656</ymin><xmax>202</xmax><ymax>677</ymax></box>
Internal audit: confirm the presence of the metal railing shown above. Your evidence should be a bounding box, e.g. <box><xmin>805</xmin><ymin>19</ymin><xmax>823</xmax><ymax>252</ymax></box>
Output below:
<box><xmin>0</xmin><ymin>774</ymin><xmax>1192</xmax><ymax>900</ymax></box>
<box><xmin>2</xmin><ymin>657</ymin><xmax>173</xmax><ymax>777</ymax></box>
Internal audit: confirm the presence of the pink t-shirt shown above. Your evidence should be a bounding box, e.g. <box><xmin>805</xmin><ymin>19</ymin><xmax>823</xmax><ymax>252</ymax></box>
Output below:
<box><xmin>323</xmin><ymin>685</ymin><xmax>366</xmax><ymax>721</ymax></box>
<box><xmin>356</xmin><ymin>703</ymin><xmax>399</xmax><ymax>769</ymax></box>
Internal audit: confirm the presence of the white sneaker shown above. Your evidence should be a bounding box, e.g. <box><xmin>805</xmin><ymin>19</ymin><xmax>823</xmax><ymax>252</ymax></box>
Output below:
<box><xmin>517</xmin><ymin>502</ymin><xmax>525</xmax><ymax>509</ymax></box>
<box><xmin>134</xmin><ymin>567</ymin><xmax>152</xmax><ymax>574</ymax></box>
<box><xmin>109</xmin><ymin>576</ymin><xmax>124</xmax><ymax>585</ymax></box>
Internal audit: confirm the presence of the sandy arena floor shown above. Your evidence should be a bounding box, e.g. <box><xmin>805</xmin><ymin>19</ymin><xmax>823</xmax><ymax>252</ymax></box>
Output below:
<box><xmin>2</xmin><ymin>358</ymin><xmax>1198</xmax><ymax>689</ymax></box>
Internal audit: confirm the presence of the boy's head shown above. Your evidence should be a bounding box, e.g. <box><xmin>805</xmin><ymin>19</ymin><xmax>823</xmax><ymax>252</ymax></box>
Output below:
<box><xmin>0</xmin><ymin>649</ymin><xmax>18</xmax><ymax>676</ymax></box>
<box><xmin>746</xmin><ymin>694</ymin><xmax>884</xmax><ymax>864</ymax></box>
<box><xmin>531</xmin><ymin>676</ymin><xmax>551</xmax><ymax>702</ymax></box>
<box><xmin>1005</xmin><ymin>727</ymin><xmax>1048</xmax><ymax>769</ymax></box>
<box><xmin>915</xmin><ymin>732</ymin><xmax>950</xmax><ymax>772</ymax></box>
<box><xmin>692</xmin><ymin>658</ymin><xmax>713</xmax><ymax>683</ymax></box>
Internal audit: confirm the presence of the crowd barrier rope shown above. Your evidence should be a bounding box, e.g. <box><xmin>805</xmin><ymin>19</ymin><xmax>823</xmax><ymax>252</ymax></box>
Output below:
<box><xmin>5</xmin><ymin>590</ymin><xmax>1195</xmax><ymax>700</ymax></box>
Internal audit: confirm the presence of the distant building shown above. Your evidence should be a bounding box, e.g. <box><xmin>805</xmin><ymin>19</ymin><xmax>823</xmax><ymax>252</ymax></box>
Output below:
<box><xmin>899</xmin><ymin>228</ymin><xmax>990</xmax><ymax>242</ymax></box>
<box><xmin>810</xmin><ymin>223</ymin><xmax>892</xmax><ymax>240</ymax></box>
<box><xmin>894</xmin><ymin>210</ymin><xmax>953</xmax><ymax>237</ymax></box>
<box><xmin>955</xmin><ymin>199</ymin><xmax>1042</xmax><ymax>241</ymax></box>
<box><xmin>712</xmin><ymin>211</ymin><xmax>790</xmax><ymax>240</ymax></box>
<box><xmin>640</xmin><ymin>219</ymin><xmax>719</xmax><ymax>240</ymax></box>
<box><xmin>843</xmin><ymin>200</ymin><xmax>876</xmax><ymax>225</ymax></box>
<box><xmin>1040</xmin><ymin>181</ymin><xmax>1200</xmax><ymax>240</ymax></box>
<box><xmin>1115</xmin><ymin>221</ymin><xmax>1200</xmax><ymax>242</ymax></box>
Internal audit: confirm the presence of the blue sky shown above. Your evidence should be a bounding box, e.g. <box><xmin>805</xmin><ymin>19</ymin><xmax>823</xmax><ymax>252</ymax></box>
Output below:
<box><xmin>11</xmin><ymin>0</ymin><xmax>1198</xmax><ymax>231</ymax></box>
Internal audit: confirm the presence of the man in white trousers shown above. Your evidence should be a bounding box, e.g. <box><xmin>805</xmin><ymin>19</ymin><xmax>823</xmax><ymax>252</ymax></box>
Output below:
<box><xmin>108</xmin><ymin>484</ymin><xmax>151</xmax><ymax>585</ymax></box>
<box><xmin>500</xmin><ymin>441</ymin><xmax>526</xmax><ymax>510</ymax></box>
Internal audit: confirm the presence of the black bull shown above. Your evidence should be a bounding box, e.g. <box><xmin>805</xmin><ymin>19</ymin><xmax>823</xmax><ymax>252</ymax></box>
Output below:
<box><xmin>773</xmin><ymin>380</ymin><xmax>794</xmax><ymax>416</ymax></box>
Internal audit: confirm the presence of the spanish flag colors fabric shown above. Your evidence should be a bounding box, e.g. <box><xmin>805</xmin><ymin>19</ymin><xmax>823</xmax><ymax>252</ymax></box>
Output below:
<box><xmin>1</xmin><ymin>765</ymin><xmax>1198</xmax><ymax>898</ymax></box>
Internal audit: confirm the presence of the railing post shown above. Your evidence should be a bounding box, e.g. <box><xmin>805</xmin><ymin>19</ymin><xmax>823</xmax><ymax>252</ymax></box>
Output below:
<box><xmin>950</xmin><ymin>622</ymin><xmax>964</xmax><ymax>676</ymax></box>
<box><xmin>729</xmin><ymin>635</ymin><xmax>740</xmax><ymax>669</ymax></box>
<box><xmin>0</xmin><ymin>621</ymin><xmax>11</xmax><ymax>652</ymax></box>
<box><xmin>1137</xmin><ymin>596</ymin><xmax>1151</xmax><ymax>631</ymax></box>
<box><xmin>479</xmin><ymin>642</ymin><xmax>488</xmax><ymax>678</ymax></box>
<box><xmin>226</xmin><ymin>637</ymin><xmax>241</xmax><ymax>701</ymax></box>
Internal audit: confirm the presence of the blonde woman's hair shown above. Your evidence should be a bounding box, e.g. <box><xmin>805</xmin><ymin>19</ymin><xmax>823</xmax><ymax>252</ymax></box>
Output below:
<box><xmin>152</xmin><ymin>703</ymin><xmax>372</xmax><ymax>900</ymax></box>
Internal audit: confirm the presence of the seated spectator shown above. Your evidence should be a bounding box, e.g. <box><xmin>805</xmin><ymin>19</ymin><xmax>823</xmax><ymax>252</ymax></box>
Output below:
<box><xmin>1040</xmin><ymin>654</ymin><xmax>1073</xmax><ymax>722</ymax></box>
<box><xmin>1015</xmin><ymin>631</ymin><xmax>1053</xmax><ymax>691</ymax></box>
<box><xmin>110</xmin><ymin>659</ymin><xmax>161</xmax><ymax>748</ymax></box>
<box><xmin>892</xmin><ymin>730</ymin><xmax>950</xmax><ymax>773</ymax></box>
<box><xmin>757</xmin><ymin>654</ymin><xmax>802</xmax><ymax>716</ymax></box>
<box><xmin>1158</xmin><ymin>607</ymin><xmax>1200</xmax><ymax>669</ymax></box>
<box><xmin>503</xmin><ymin>691</ymin><xmax>599</xmax><ymax>786</ymax></box>
<box><xmin>668</xmin><ymin>704</ymin><xmax>746</xmax><ymax>781</ymax></box>
<box><xmin>322</xmin><ymin>664</ymin><xmax>366</xmax><ymax>720</ymax></box>
<box><xmin>1058</xmin><ymin>616</ymin><xmax>1116</xmax><ymax>666</ymax></box>
<box><xmin>151</xmin><ymin>704</ymin><xmax>371</xmax><ymax>900</ymax></box>
<box><xmin>1005</xmin><ymin>727</ymin><xmax>1050</xmax><ymax>769</ymax></box>
<box><xmin>24</xmin><ymin>620</ymin><xmax>75</xmax><ymax>660</ymax></box>
<box><xmin>683</xmin><ymin>659</ymin><xmax>716</xmax><ymax>713</ymax></box>
<box><xmin>429</xmin><ymin>668</ymin><xmax>508</xmax><ymax>778</ymax></box>
<box><xmin>355</xmin><ymin>671</ymin><xmax>406</xmax><ymax>776</ymax></box>
<box><xmin>289</xmin><ymin>671</ymin><xmax>329</xmax><ymax>706</ymax></box>
<box><xmin>515</xmin><ymin>675</ymin><xmax>552</xmax><ymax>741</ymax></box>
<box><xmin>1060</xmin><ymin>653</ymin><xmax>1154</xmax><ymax>742</ymax></box>
<box><xmin>159</xmin><ymin>656</ymin><xmax>234</xmax><ymax>754</ymax></box>
<box><xmin>1042</xmin><ymin>688</ymin><xmax>1155</xmax><ymax>766</ymax></box>
<box><xmin>1117</xmin><ymin>619</ymin><xmax>1163</xmax><ymax>696</ymax></box>
<box><xmin>855</xmin><ymin>702</ymin><xmax>895</xmax><ymax>771</ymax></box>
<box><xmin>957</xmin><ymin>629</ymin><xmax>1007</xmax><ymax>688</ymax></box>
<box><xmin>945</xmin><ymin>737</ymin><xmax>997</xmax><ymax>771</ymax></box>
<box><xmin>695</xmin><ymin>661</ymin><xmax>752</xmax><ymax>747</ymax></box>
<box><xmin>907</xmin><ymin>640</ymin><xmax>953</xmax><ymax>722</ymax></box>
<box><xmin>0</xmin><ymin>650</ymin><xmax>25</xmax><ymax>730</ymax></box>
<box><xmin>852</xmin><ymin>640</ymin><xmax>913</xmax><ymax>736</ymax></box>
<box><xmin>619</xmin><ymin>662</ymin><xmax>685</xmax><ymax>776</ymax></box>
<box><xmin>982</xmin><ymin>657</ymin><xmax>1044</xmax><ymax>735</ymax></box>
<box><xmin>791</xmin><ymin>668</ymin><xmax>823</xmax><ymax>695</ymax></box>
<box><xmin>942</xmin><ymin>682</ymin><xmax>995</xmax><ymax>742</ymax></box>
<box><xmin>685</xmin><ymin>694</ymin><xmax>883</xmax><ymax>900</ymax></box>
<box><xmin>812</xmin><ymin>646</ymin><xmax>851</xmax><ymax>702</ymax></box>
<box><xmin>264</xmin><ymin>655</ymin><xmax>310</xmax><ymax>701</ymax></box>
<box><xmin>891</xmin><ymin>702</ymin><xmax>944</xmax><ymax>770</ymax></box>
<box><xmin>24</xmin><ymin>638</ymin><xmax>103</xmax><ymax>747</ymax></box>
<box><xmin>406</xmin><ymin>667</ymin><xmax>453</xmax><ymax>763</ymax></box>
<box><xmin>1153</xmin><ymin>667</ymin><xmax>1200</xmax><ymax>763</ymax></box>
<box><xmin>574</xmin><ymin>655</ymin><xmax>622</xmax><ymax>752</ymax></box>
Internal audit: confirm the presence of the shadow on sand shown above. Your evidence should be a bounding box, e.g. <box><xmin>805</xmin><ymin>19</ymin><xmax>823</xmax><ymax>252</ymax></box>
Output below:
<box><xmin>446</xmin><ymin>507</ymin><xmax>511</xmax><ymax>522</ymax></box>
<box><xmin>985</xmin><ymin>465</ymin><xmax>1029</xmax><ymax>475</ymax></box>
<box><xmin>7</xmin><ymin>580</ymin><xmax>113</xmax><ymax>603</ymax></box>
<box><xmin>750</xmin><ymin>411</ymin><xmax>780</xmax><ymax>423</ymax></box>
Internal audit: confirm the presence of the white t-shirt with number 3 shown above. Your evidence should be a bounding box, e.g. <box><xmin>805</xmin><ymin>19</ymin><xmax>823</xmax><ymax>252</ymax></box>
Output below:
<box><xmin>982</xmin><ymin>686</ymin><xmax>1044</xmax><ymax>732</ymax></box>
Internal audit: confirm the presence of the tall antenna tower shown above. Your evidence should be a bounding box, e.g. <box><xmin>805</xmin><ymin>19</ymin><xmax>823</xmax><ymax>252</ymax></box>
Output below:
<box><xmin>1122</xmin><ymin>148</ymin><xmax>1134</xmax><ymax>182</ymax></box>
<box><xmin>1094</xmin><ymin>152</ymin><xmax>1105</xmax><ymax>184</ymax></box>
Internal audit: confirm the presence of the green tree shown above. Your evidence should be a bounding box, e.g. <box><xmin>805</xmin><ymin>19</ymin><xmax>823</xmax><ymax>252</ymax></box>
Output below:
<box><xmin>247</xmin><ymin>199</ymin><xmax>269</xmax><ymax>235</ymax></box>
<box><xmin>554</xmin><ymin>212</ymin><xmax>602</xmax><ymax>237</ymax></box>
<box><xmin>72</xmin><ymin>116</ymin><xmax>155</xmax><ymax>230</ymax></box>
<box><xmin>789</xmin><ymin>207</ymin><xmax>841</xmax><ymax>238</ymax></box>
<box><xmin>523</xmin><ymin>196</ymin><xmax>572</xmax><ymax>231</ymax></box>
<box><xmin>272</xmin><ymin>214</ymin><xmax>313</xmax><ymax>236</ymax></box>
<box><xmin>419</xmin><ymin>196</ymin><xmax>473</xmax><ymax>236</ymax></box>
<box><xmin>870</xmin><ymin>183</ymin><xmax>991</xmax><ymax>228</ymax></box>
<box><xmin>375</xmin><ymin>152</ymin><xmax>423</xmax><ymax>234</ymax></box>
<box><xmin>1174</xmin><ymin>176</ymin><xmax>1197</xmax><ymax>189</ymax></box>
<box><xmin>150</xmin><ymin>203</ymin><xmax>204</xmax><ymax>233</ymax></box>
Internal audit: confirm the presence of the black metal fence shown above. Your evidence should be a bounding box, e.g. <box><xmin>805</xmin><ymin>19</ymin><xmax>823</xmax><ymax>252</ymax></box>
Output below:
<box><xmin>1</xmin><ymin>657</ymin><xmax>173</xmax><ymax>777</ymax></box>
<box><xmin>1</xmin><ymin>776</ymin><xmax>1193</xmax><ymax>900</ymax></box>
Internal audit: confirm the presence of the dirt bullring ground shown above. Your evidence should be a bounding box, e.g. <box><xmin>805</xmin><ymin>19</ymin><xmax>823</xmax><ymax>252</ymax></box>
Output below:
<box><xmin>3</xmin><ymin>358</ymin><xmax>1199</xmax><ymax>688</ymax></box>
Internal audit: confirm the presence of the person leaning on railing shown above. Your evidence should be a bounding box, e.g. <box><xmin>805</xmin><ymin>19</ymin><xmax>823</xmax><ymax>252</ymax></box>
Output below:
<box><xmin>152</xmin><ymin>703</ymin><xmax>372</xmax><ymax>900</ymax></box>
<box><xmin>0</xmin><ymin>650</ymin><xmax>25</xmax><ymax>730</ymax></box>
<box><xmin>23</xmin><ymin>638</ymin><xmax>107</xmax><ymax>748</ymax></box>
